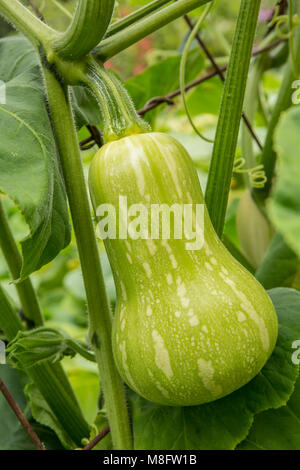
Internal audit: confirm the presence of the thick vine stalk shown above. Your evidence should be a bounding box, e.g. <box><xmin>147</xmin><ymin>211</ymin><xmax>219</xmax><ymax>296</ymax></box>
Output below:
<box><xmin>42</xmin><ymin>67</ymin><xmax>132</xmax><ymax>450</ymax></box>
<box><xmin>205</xmin><ymin>0</ymin><xmax>262</xmax><ymax>237</ymax></box>
<box><xmin>53</xmin><ymin>0</ymin><xmax>115</xmax><ymax>60</ymax></box>
<box><xmin>106</xmin><ymin>0</ymin><xmax>171</xmax><ymax>38</ymax></box>
<box><xmin>96</xmin><ymin>0</ymin><xmax>212</xmax><ymax>60</ymax></box>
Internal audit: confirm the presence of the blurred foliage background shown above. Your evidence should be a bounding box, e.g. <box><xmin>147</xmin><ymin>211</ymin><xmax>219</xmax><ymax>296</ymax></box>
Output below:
<box><xmin>0</xmin><ymin>0</ymin><xmax>286</xmax><ymax>424</ymax></box>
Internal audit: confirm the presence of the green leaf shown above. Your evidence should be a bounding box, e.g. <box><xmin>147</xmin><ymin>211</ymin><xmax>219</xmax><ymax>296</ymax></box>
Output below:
<box><xmin>130</xmin><ymin>288</ymin><xmax>300</xmax><ymax>450</ymax></box>
<box><xmin>64</xmin><ymin>252</ymin><xmax>116</xmax><ymax>305</ymax></box>
<box><xmin>184</xmin><ymin>75</ymin><xmax>223</xmax><ymax>117</ymax></box>
<box><xmin>0</xmin><ymin>365</ymin><xmax>35</xmax><ymax>450</ymax></box>
<box><xmin>64</xmin><ymin>269</ymin><xmax>86</xmax><ymax>301</ymax></box>
<box><xmin>224</xmin><ymin>197</ymin><xmax>240</xmax><ymax>249</ymax></box>
<box><xmin>66</xmin><ymin>367</ymin><xmax>100</xmax><ymax>425</ymax></box>
<box><xmin>29</xmin><ymin>422</ymin><xmax>64</xmax><ymax>450</ymax></box>
<box><xmin>0</xmin><ymin>36</ymin><xmax>71</xmax><ymax>278</ymax></box>
<box><xmin>256</xmin><ymin>233</ymin><xmax>299</xmax><ymax>290</ymax></box>
<box><xmin>238</xmin><ymin>375</ymin><xmax>300</xmax><ymax>450</ymax></box>
<box><xmin>0</xmin><ymin>282</ymin><xmax>24</xmax><ymax>341</ymax></box>
<box><xmin>268</xmin><ymin>106</ymin><xmax>300</xmax><ymax>259</ymax></box>
<box><xmin>71</xmin><ymin>86</ymin><xmax>102</xmax><ymax>129</ymax></box>
<box><xmin>125</xmin><ymin>50</ymin><xmax>205</xmax><ymax>123</ymax></box>
<box><xmin>0</xmin><ymin>365</ymin><xmax>65</xmax><ymax>450</ymax></box>
<box><xmin>25</xmin><ymin>382</ymin><xmax>75</xmax><ymax>449</ymax></box>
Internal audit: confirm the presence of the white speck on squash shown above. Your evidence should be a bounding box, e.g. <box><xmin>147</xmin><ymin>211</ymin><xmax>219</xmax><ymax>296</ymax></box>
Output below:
<box><xmin>237</xmin><ymin>311</ymin><xmax>246</xmax><ymax>322</ymax></box>
<box><xmin>205</xmin><ymin>262</ymin><xmax>213</xmax><ymax>271</ymax></box>
<box><xmin>152</xmin><ymin>330</ymin><xmax>173</xmax><ymax>379</ymax></box>
<box><xmin>198</xmin><ymin>358</ymin><xmax>222</xmax><ymax>397</ymax></box>
<box><xmin>126</xmin><ymin>253</ymin><xmax>133</xmax><ymax>264</ymax></box>
<box><xmin>143</xmin><ymin>262</ymin><xmax>152</xmax><ymax>279</ymax></box>
<box><xmin>146</xmin><ymin>239</ymin><xmax>157</xmax><ymax>256</ymax></box>
<box><xmin>146</xmin><ymin>306</ymin><xmax>152</xmax><ymax>317</ymax></box>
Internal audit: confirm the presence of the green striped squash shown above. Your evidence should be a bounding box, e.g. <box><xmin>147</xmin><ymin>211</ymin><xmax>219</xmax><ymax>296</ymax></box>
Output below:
<box><xmin>89</xmin><ymin>132</ymin><xmax>278</xmax><ymax>406</ymax></box>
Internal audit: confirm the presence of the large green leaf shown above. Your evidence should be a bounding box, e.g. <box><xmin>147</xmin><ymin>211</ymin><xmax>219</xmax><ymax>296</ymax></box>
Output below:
<box><xmin>25</xmin><ymin>382</ymin><xmax>75</xmax><ymax>449</ymax></box>
<box><xmin>238</xmin><ymin>375</ymin><xmax>300</xmax><ymax>450</ymax></box>
<box><xmin>183</xmin><ymin>75</ymin><xmax>223</xmax><ymax>117</ymax></box>
<box><xmin>125</xmin><ymin>50</ymin><xmax>205</xmax><ymax>124</ymax></box>
<box><xmin>71</xmin><ymin>86</ymin><xmax>102</xmax><ymax>129</ymax></box>
<box><xmin>130</xmin><ymin>288</ymin><xmax>300</xmax><ymax>450</ymax></box>
<box><xmin>268</xmin><ymin>106</ymin><xmax>300</xmax><ymax>259</ymax></box>
<box><xmin>64</xmin><ymin>251</ymin><xmax>116</xmax><ymax>305</ymax></box>
<box><xmin>64</xmin><ymin>365</ymin><xmax>100</xmax><ymax>425</ymax></box>
<box><xmin>256</xmin><ymin>232</ymin><xmax>299</xmax><ymax>290</ymax></box>
<box><xmin>0</xmin><ymin>36</ymin><xmax>71</xmax><ymax>278</ymax></box>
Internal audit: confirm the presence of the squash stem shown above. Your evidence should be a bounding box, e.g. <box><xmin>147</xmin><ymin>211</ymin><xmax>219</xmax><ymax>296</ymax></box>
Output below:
<box><xmin>84</xmin><ymin>58</ymin><xmax>150</xmax><ymax>142</ymax></box>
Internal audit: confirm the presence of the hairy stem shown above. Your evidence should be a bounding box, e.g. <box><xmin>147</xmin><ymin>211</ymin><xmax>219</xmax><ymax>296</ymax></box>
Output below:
<box><xmin>42</xmin><ymin>66</ymin><xmax>132</xmax><ymax>450</ymax></box>
<box><xmin>205</xmin><ymin>0</ymin><xmax>261</xmax><ymax>237</ymax></box>
<box><xmin>84</xmin><ymin>58</ymin><xmax>150</xmax><ymax>141</ymax></box>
